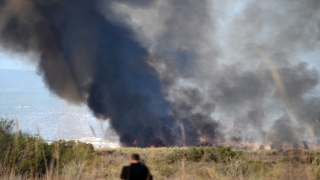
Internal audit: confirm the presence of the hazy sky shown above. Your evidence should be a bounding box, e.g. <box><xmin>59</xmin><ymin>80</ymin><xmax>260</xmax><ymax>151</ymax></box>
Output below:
<box><xmin>0</xmin><ymin>49</ymin><xmax>36</xmax><ymax>71</ymax></box>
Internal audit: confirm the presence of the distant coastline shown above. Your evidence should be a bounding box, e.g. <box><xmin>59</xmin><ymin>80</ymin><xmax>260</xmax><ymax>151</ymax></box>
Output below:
<box><xmin>0</xmin><ymin>69</ymin><xmax>117</xmax><ymax>144</ymax></box>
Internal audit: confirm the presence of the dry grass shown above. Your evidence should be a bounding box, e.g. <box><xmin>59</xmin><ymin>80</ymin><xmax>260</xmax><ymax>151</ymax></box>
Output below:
<box><xmin>1</xmin><ymin>146</ymin><xmax>320</xmax><ymax>180</ymax></box>
<box><xmin>1</xmin><ymin>118</ymin><xmax>320</xmax><ymax>180</ymax></box>
<box><xmin>91</xmin><ymin>147</ymin><xmax>320</xmax><ymax>180</ymax></box>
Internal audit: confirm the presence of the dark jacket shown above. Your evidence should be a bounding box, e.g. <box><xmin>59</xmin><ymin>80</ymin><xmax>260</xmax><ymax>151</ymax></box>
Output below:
<box><xmin>120</xmin><ymin>163</ymin><xmax>152</xmax><ymax>180</ymax></box>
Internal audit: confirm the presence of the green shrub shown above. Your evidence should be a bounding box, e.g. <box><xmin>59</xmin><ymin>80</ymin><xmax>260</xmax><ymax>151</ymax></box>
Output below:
<box><xmin>186</xmin><ymin>147</ymin><xmax>205</xmax><ymax>162</ymax></box>
<box><xmin>18</xmin><ymin>135</ymin><xmax>53</xmax><ymax>176</ymax></box>
<box><xmin>0</xmin><ymin>118</ymin><xmax>98</xmax><ymax>177</ymax></box>
<box><xmin>164</xmin><ymin>149</ymin><xmax>186</xmax><ymax>164</ymax></box>
<box><xmin>164</xmin><ymin>146</ymin><xmax>241</xmax><ymax>164</ymax></box>
<box><xmin>203</xmin><ymin>146</ymin><xmax>242</xmax><ymax>163</ymax></box>
<box><xmin>0</xmin><ymin>118</ymin><xmax>15</xmax><ymax>165</ymax></box>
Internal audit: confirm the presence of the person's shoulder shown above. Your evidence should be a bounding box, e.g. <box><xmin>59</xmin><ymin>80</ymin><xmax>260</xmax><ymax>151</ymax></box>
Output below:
<box><xmin>121</xmin><ymin>166</ymin><xmax>130</xmax><ymax>176</ymax></box>
<box><xmin>120</xmin><ymin>165</ymin><xmax>130</xmax><ymax>179</ymax></box>
<box><xmin>139</xmin><ymin>163</ymin><xmax>149</xmax><ymax>170</ymax></box>
<box><xmin>122</xmin><ymin>165</ymin><xmax>130</xmax><ymax>171</ymax></box>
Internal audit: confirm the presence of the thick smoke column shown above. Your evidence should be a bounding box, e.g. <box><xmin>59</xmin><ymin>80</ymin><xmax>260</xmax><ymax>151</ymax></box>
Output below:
<box><xmin>0</xmin><ymin>0</ymin><xmax>181</xmax><ymax>147</ymax></box>
<box><xmin>0</xmin><ymin>0</ymin><xmax>221</xmax><ymax>147</ymax></box>
<box><xmin>0</xmin><ymin>0</ymin><xmax>223</xmax><ymax>147</ymax></box>
<box><xmin>110</xmin><ymin>0</ymin><xmax>221</xmax><ymax>145</ymax></box>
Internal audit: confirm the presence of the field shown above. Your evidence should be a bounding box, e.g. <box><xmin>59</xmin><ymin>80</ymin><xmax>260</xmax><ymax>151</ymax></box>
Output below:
<box><xmin>93</xmin><ymin>147</ymin><xmax>320</xmax><ymax>180</ymax></box>
<box><xmin>1</xmin><ymin>118</ymin><xmax>320</xmax><ymax>180</ymax></box>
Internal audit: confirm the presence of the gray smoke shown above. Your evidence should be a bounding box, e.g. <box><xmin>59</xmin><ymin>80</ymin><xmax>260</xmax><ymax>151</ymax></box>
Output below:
<box><xmin>116</xmin><ymin>0</ymin><xmax>320</xmax><ymax>146</ymax></box>
<box><xmin>223</xmin><ymin>0</ymin><xmax>320</xmax><ymax>145</ymax></box>
<box><xmin>212</xmin><ymin>0</ymin><xmax>320</xmax><ymax>145</ymax></box>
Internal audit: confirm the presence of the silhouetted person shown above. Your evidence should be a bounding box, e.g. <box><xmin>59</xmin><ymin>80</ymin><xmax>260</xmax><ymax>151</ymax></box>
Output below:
<box><xmin>120</xmin><ymin>154</ymin><xmax>152</xmax><ymax>180</ymax></box>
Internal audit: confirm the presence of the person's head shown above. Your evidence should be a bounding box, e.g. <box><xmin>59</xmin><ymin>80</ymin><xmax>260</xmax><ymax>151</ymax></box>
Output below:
<box><xmin>130</xmin><ymin>154</ymin><xmax>140</xmax><ymax>164</ymax></box>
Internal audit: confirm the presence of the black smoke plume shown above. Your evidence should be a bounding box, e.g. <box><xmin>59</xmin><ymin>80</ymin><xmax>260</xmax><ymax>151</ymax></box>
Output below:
<box><xmin>0</xmin><ymin>0</ymin><xmax>219</xmax><ymax>147</ymax></box>
<box><xmin>0</xmin><ymin>0</ymin><xmax>173</xmax><ymax>147</ymax></box>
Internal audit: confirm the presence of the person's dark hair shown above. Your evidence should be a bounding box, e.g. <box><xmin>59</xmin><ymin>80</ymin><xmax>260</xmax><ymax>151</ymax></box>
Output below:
<box><xmin>131</xmin><ymin>154</ymin><xmax>140</xmax><ymax>161</ymax></box>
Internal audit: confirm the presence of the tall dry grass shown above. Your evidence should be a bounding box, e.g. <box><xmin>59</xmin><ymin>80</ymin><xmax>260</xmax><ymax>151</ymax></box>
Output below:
<box><xmin>1</xmin><ymin>117</ymin><xmax>320</xmax><ymax>180</ymax></box>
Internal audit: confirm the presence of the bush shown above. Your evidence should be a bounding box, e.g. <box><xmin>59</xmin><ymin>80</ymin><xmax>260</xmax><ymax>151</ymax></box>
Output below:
<box><xmin>14</xmin><ymin>134</ymin><xmax>52</xmax><ymax>175</ymax></box>
<box><xmin>164</xmin><ymin>149</ymin><xmax>187</xmax><ymax>164</ymax></box>
<box><xmin>207</xmin><ymin>146</ymin><xmax>242</xmax><ymax>163</ymax></box>
<box><xmin>164</xmin><ymin>146</ymin><xmax>242</xmax><ymax>164</ymax></box>
<box><xmin>0</xmin><ymin>118</ymin><xmax>50</xmax><ymax>176</ymax></box>
<box><xmin>0</xmin><ymin>119</ymin><xmax>15</xmax><ymax>164</ymax></box>
<box><xmin>186</xmin><ymin>147</ymin><xmax>205</xmax><ymax>162</ymax></box>
<box><xmin>0</xmin><ymin>118</ymin><xmax>98</xmax><ymax>177</ymax></box>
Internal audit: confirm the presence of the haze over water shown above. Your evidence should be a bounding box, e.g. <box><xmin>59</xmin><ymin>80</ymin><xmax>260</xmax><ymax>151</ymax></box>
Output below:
<box><xmin>0</xmin><ymin>69</ymin><xmax>111</xmax><ymax>141</ymax></box>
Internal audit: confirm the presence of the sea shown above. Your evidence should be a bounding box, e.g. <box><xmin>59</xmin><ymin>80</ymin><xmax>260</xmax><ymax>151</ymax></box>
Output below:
<box><xmin>0</xmin><ymin>69</ymin><xmax>117</xmax><ymax>144</ymax></box>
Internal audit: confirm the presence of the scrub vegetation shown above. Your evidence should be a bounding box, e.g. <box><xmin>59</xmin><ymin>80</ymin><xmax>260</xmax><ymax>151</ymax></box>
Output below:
<box><xmin>1</xmin><ymin>117</ymin><xmax>320</xmax><ymax>180</ymax></box>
